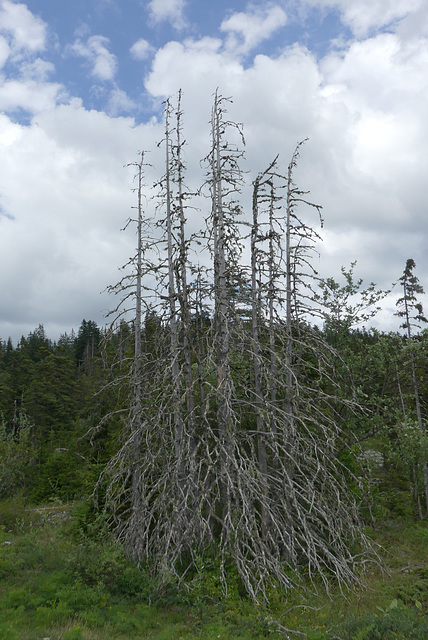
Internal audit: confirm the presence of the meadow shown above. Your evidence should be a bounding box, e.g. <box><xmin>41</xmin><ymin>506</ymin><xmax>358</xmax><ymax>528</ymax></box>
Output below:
<box><xmin>0</xmin><ymin>496</ymin><xmax>427</xmax><ymax>640</ymax></box>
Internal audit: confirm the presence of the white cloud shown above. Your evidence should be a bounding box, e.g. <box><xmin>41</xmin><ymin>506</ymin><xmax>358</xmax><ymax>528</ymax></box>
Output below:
<box><xmin>70</xmin><ymin>35</ymin><xmax>117</xmax><ymax>81</ymax></box>
<box><xmin>0</xmin><ymin>79</ymin><xmax>63</xmax><ymax>113</ymax></box>
<box><xmin>220</xmin><ymin>5</ymin><xmax>288</xmax><ymax>55</ymax></box>
<box><xmin>107</xmin><ymin>87</ymin><xmax>137</xmax><ymax>115</ymax></box>
<box><xmin>0</xmin><ymin>35</ymin><xmax>10</xmax><ymax>67</ymax></box>
<box><xmin>19</xmin><ymin>58</ymin><xmax>55</xmax><ymax>82</ymax></box>
<box><xmin>397</xmin><ymin>4</ymin><xmax>428</xmax><ymax>39</ymax></box>
<box><xmin>0</xmin><ymin>4</ymin><xmax>59</xmax><ymax>117</ymax></box>
<box><xmin>130</xmin><ymin>38</ymin><xmax>153</xmax><ymax>60</ymax></box>
<box><xmin>303</xmin><ymin>0</ymin><xmax>424</xmax><ymax>38</ymax></box>
<box><xmin>1</xmin><ymin>0</ymin><xmax>428</xmax><ymax>342</ymax></box>
<box><xmin>321</xmin><ymin>32</ymin><xmax>428</xmax><ymax>114</ymax></box>
<box><xmin>143</xmin><ymin>21</ymin><xmax>428</xmax><ymax>323</ymax></box>
<box><xmin>147</xmin><ymin>0</ymin><xmax>187</xmax><ymax>29</ymax></box>
<box><xmin>0</xmin><ymin>0</ymin><xmax>46</xmax><ymax>53</ymax></box>
<box><xmin>0</xmin><ymin>104</ymin><xmax>163</xmax><ymax>342</ymax></box>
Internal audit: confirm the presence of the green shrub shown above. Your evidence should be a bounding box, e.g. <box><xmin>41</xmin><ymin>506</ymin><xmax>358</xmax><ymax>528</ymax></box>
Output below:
<box><xmin>110</xmin><ymin>564</ymin><xmax>153</xmax><ymax>600</ymax></box>
<box><xmin>56</xmin><ymin>581</ymin><xmax>107</xmax><ymax>612</ymax></box>
<box><xmin>30</xmin><ymin>448</ymin><xmax>87</xmax><ymax>503</ymax></box>
<box><xmin>67</xmin><ymin>534</ymin><xmax>125</xmax><ymax>583</ymax></box>
<box><xmin>395</xmin><ymin>568</ymin><xmax>428</xmax><ymax>610</ymax></box>
<box><xmin>0</xmin><ymin>494</ymin><xmax>41</xmax><ymax>533</ymax></box>
<box><xmin>65</xmin><ymin>527</ymin><xmax>154</xmax><ymax>602</ymax></box>
<box><xmin>0</xmin><ymin>555</ymin><xmax>17</xmax><ymax>580</ymax></box>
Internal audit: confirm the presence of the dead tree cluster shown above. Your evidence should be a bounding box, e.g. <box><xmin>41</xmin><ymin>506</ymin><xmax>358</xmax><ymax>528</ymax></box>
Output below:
<box><xmin>99</xmin><ymin>91</ymin><xmax>373</xmax><ymax>603</ymax></box>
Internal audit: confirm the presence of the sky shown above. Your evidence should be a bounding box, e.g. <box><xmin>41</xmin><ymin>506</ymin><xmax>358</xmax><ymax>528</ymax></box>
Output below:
<box><xmin>1</xmin><ymin>0</ymin><xmax>428</xmax><ymax>344</ymax></box>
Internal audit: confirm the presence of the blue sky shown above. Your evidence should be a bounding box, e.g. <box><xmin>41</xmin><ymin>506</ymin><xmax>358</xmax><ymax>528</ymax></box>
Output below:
<box><xmin>1</xmin><ymin>0</ymin><xmax>428</xmax><ymax>342</ymax></box>
<box><xmin>11</xmin><ymin>0</ymin><xmax>349</xmax><ymax>119</ymax></box>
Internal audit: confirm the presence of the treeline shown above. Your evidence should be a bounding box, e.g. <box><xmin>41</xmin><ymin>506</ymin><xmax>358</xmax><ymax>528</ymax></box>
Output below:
<box><xmin>0</xmin><ymin>303</ymin><xmax>427</xmax><ymax>591</ymax></box>
<box><xmin>1</xmin><ymin>314</ymin><xmax>427</xmax><ymax>507</ymax></box>
<box><xmin>0</xmin><ymin>320</ymin><xmax>107</xmax><ymax>501</ymax></box>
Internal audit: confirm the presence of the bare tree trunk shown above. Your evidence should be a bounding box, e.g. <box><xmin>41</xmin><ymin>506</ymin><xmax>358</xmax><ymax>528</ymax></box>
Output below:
<box><xmin>211</xmin><ymin>90</ymin><xmax>234</xmax><ymax>531</ymax></box>
<box><xmin>251</xmin><ymin>170</ymin><xmax>268</xmax><ymax>536</ymax></box>
<box><xmin>164</xmin><ymin>99</ymin><xmax>184</xmax><ymax>477</ymax></box>
<box><xmin>174</xmin><ymin>91</ymin><xmax>196</xmax><ymax>452</ymax></box>
<box><xmin>284</xmin><ymin>149</ymin><xmax>296</xmax><ymax>437</ymax></box>
<box><xmin>131</xmin><ymin>153</ymin><xmax>145</xmax><ymax>516</ymax></box>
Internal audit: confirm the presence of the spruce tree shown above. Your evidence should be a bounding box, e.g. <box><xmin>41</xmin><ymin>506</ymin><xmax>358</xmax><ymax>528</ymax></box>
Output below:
<box><xmin>395</xmin><ymin>258</ymin><xmax>428</xmax><ymax>516</ymax></box>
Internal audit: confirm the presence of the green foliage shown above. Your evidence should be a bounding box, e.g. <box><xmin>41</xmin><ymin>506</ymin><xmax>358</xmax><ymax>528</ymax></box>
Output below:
<box><xmin>339</xmin><ymin>606</ymin><xmax>428</xmax><ymax>640</ymax></box>
<box><xmin>0</xmin><ymin>505</ymin><xmax>427</xmax><ymax>640</ymax></box>
<box><xmin>64</xmin><ymin>513</ymin><xmax>155</xmax><ymax>602</ymax></box>
<box><xmin>0</xmin><ymin>412</ymin><xmax>36</xmax><ymax>498</ymax></box>
<box><xmin>388</xmin><ymin>420</ymin><xmax>428</xmax><ymax>476</ymax></box>
<box><xmin>375</xmin><ymin>419</ymin><xmax>428</xmax><ymax>519</ymax></box>
<box><xmin>395</xmin><ymin>258</ymin><xmax>428</xmax><ymax>333</ymax></box>
<box><xmin>317</xmin><ymin>261</ymin><xmax>389</xmax><ymax>337</ymax></box>
<box><xmin>0</xmin><ymin>494</ymin><xmax>42</xmax><ymax>533</ymax></box>
<box><xmin>30</xmin><ymin>436</ymin><xmax>87</xmax><ymax>502</ymax></box>
<box><xmin>61</xmin><ymin>627</ymin><xmax>86</xmax><ymax>640</ymax></box>
<box><xmin>75</xmin><ymin>319</ymin><xmax>101</xmax><ymax>369</ymax></box>
<box><xmin>0</xmin><ymin>322</ymin><xmax>108</xmax><ymax>504</ymax></box>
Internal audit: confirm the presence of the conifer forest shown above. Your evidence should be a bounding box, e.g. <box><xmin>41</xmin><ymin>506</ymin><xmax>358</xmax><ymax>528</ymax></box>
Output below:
<box><xmin>1</xmin><ymin>92</ymin><xmax>428</xmax><ymax>639</ymax></box>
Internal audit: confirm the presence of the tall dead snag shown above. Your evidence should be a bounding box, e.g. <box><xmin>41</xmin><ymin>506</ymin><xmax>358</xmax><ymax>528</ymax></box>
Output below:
<box><xmin>240</xmin><ymin>142</ymin><xmax>375</xmax><ymax>602</ymax></box>
<box><xmin>251</xmin><ymin>155</ymin><xmax>279</xmax><ymax>535</ymax></box>
<box><xmin>164</xmin><ymin>97</ymin><xmax>184</xmax><ymax>473</ymax></box>
<box><xmin>283</xmin><ymin>140</ymin><xmax>324</xmax><ymax>437</ymax></box>
<box><xmin>206</xmin><ymin>90</ymin><xmax>245</xmax><ymax>542</ymax></box>
<box><xmin>108</xmin><ymin>93</ymin><xmax>216</xmax><ymax>579</ymax></box>
<box><xmin>127</xmin><ymin>93</ymin><xmax>200</xmax><ymax>568</ymax></box>
<box><xmin>173</xmin><ymin>89</ymin><xmax>197</xmax><ymax>472</ymax></box>
<box><xmin>98</xmin><ymin>151</ymin><xmax>161</xmax><ymax>553</ymax></box>
<box><xmin>100</xmin><ymin>96</ymin><xmax>376</xmax><ymax>604</ymax></box>
<box><xmin>131</xmin><ymin>153</ymin><xmax>144</xmax><ymax>514</ymax></box>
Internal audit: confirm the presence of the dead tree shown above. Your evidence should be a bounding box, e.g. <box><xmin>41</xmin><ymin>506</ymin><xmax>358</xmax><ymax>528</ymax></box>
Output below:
<box><xmin>206</xmin><ymin>90</ymin><xmax>245</xmax><ymax>538</ymax></box>
<box><xmin>239</xmin><ymin>142</ymin><xmax>374</xmax><ymax>601</ymax></box>
<box><xmin>99</xmin><ymin>95</ymin><xmax>376</xmax><ymax>603</ymax></box>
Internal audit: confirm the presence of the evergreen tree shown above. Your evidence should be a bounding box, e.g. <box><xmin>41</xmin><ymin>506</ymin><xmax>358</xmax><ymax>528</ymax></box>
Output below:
<box><xmin>395</xmin><ymin>258</ymin><xmax>428</xmax><ymax>516</ymax></box>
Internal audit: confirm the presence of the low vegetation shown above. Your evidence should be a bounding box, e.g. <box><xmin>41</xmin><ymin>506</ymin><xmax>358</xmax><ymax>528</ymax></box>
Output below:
<box><xmin>0</xmin><ymin>496</ymin><xmax>427</xmax><ymax>640</ymax></box>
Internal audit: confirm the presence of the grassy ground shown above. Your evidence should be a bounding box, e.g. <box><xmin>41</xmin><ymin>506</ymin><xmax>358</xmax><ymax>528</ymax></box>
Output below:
<box><xmin>0</xmin><ymin>498</ymin><xmax>427</xmax><ymax>640</ymax></box>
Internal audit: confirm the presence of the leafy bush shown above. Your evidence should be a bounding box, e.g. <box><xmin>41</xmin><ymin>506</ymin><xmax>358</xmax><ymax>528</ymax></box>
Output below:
<box><xmin>56</xmin><ymin>581</ymin><xmax>107</xmax><ymax>612</ymax></box>
<box><xmin>65</xmin><ymin>526</ymin><xmax>154</xmax><ymax>601</ymax></box>
<box><xmin>0</xmin><ymin>555</ymin><xmax>17</xmax><ymax>580</ymax></box>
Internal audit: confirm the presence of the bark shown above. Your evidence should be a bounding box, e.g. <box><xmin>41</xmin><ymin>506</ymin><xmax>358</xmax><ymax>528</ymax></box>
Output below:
<box><xmin>164</xmin><ymin>98</ymin><xmax>184</xmax><ymax>468</ymax></box>
<box><xmin>211</xmin><ymin>90</ymin><xmax>234</xmax><ymax>531</ymax></box>
<box><xmin>131</xmin><ymin>156</ymin><xmax>143</xmax><ymax>508</ymax></box>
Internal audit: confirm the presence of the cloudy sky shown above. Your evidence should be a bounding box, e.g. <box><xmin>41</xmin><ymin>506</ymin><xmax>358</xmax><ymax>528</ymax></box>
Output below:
<box><xmin>0</xmin><ymin>0</ymin><xmax>427</xmax><ymax>343</ymax></box>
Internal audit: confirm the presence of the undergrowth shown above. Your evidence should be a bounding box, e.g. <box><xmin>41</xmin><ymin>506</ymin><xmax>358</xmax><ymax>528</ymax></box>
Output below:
<box><xmin>0</xmin><ymin>497</ymin><xmax>427</xmax><ymax>639</ymax></box>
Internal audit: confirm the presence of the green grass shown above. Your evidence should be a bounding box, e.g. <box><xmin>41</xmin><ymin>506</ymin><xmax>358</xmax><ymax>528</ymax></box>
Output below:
<box><xmin>0</xmin><ymin>499</ymin><xmax>427</xmax><ymax>639</ymax></box>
